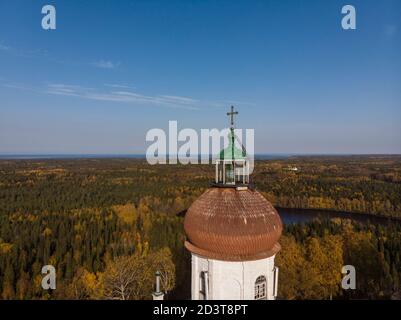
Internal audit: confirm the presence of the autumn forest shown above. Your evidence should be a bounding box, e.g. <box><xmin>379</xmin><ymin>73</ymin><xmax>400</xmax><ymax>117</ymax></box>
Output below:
<box><xmin>0</xmin><ymin>155</ymin><xmax>400</xmax><ymax>299</ymax></box>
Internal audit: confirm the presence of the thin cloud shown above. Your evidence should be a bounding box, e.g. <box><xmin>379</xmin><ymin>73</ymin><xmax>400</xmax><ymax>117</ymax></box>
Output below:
<box><xmin>0</xmin><ymin>80</ymin><xmax>37</xmax><ymax>92</ymax></box>
<box><xmin>159</xmin><ymin>95</ymin><xmax>198</xmax><ymax>104</ymax></box>
<box><xmin>213</xmin><ymin>100</ymin><xmax>258</xmax><ymax>108</ymax></box>
<box><xmin>0</xmin><ymin>42</ymin><xmax>49</xmax><ymax>58</ymax></box>
<box><xmin>0</xmin><ymin>43</ymin><xmax>11</xmax><ymax>51</ymax></box>
<box><xmin>0</xmin><ymin>42</ymin><xmax>106</xmax><ymax>67</ymax></box>
<box><xmin>384</xmin><ymin>24</ymin><xmax>397</xmax><ymax>37</ymax></box>
<box><xmin>92</xmin><ymin>60</ymin><xmax>120</xmax><ymax>69</ymax></box>
<box><xmin>2</xmin><ymin>80</ymin><xmax>257</xmax><ymax>111</ymax></box>
<box><xmin>104</xmin><ymin>83</ymin><xmax>136</xmax><ymax>90</ymax></box>
<box><xmin>45</xmin><ymin>84</ymin><xmax>199</xmax><ymax>110</ymax></box>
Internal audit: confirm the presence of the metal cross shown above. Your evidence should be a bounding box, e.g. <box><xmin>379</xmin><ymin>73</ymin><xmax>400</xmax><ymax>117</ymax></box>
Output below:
<box><xmin>227</xmin><ymin>105</ymin><xmax>238</xmax><ymax>128</ymax></box>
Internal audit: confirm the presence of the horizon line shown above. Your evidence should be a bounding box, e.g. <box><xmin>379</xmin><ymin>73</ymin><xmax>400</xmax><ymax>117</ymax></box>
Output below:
<box><xmin>0</xmin><ymin>153</ymin><xmax>400</xmax><ymax>161</ymax></box>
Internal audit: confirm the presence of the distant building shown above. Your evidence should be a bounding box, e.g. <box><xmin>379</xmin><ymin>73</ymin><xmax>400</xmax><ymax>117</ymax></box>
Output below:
<box><xmin>183</xmin><ymin>107</ymin><xmax>282</xmax><ymax>300</ymax></box>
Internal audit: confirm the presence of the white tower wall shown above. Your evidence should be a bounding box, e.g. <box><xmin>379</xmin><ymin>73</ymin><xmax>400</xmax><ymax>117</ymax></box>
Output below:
<box><xmin>191</xmin><ymin>253</ymin><xmax>279</xmax><ymax>300</ymax></box>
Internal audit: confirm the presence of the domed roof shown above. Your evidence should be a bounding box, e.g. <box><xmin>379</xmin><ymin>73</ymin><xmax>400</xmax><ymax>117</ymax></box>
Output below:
<box><xmin>184</xmin><ymin>187</ymin><xmax>282</xmax><ymax>261</ymax></box>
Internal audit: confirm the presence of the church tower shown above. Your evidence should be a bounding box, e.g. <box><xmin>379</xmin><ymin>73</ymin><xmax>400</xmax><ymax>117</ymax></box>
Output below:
<box><xmin>184</xmin><ymin>107</ymin><xmax>282</xmax><ymax>300</ymax></box>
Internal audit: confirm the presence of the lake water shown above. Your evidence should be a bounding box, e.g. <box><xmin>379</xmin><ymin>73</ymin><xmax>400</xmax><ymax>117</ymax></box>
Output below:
<box><xmin>277</xmin><ymin>207</ymin><xmax>398</xmax><ymax>226</ymax></box>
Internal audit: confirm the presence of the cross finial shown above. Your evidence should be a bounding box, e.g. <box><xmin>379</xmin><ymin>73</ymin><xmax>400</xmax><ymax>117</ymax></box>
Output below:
<box><xmin>227</xmin><ymin>105</ymin><xmax>238</xmax><ymax>129</ymax></box>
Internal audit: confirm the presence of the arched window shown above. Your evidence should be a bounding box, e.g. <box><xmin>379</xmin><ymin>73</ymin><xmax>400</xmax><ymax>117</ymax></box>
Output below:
<box><xmin>254</xmin><ymin>275</ymin><xmax>267</xmax><ymax>300</ymax></box>
<box><xmin>199</xmin><ymin>271</ymin><xmax>209</xmax><ymax>300</ymax></box>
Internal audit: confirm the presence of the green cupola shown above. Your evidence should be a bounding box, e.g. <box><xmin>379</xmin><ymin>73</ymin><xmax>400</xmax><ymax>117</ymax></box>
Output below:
<box><xmin>218</xmin><ymin>130</ymin><xmax>246</xmax><ymax>161</ymax></box>
<box><xmin>215</xmin><ymin>106</ymin><xmax>250</xmax><ymax>187</ymax></box>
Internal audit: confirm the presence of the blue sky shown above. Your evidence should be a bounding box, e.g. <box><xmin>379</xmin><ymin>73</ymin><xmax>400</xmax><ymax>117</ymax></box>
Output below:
<box><xmin>0</xmin><ymin>0</ymin><xmax>400</xmax><ymax>154</ymax></box>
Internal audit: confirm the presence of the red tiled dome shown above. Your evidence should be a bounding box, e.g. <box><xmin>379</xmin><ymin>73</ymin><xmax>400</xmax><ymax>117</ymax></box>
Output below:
<box><xmin>184</xmin><ymin>187</ymin><xmax>282</xmax><ymax>261</ymax></box>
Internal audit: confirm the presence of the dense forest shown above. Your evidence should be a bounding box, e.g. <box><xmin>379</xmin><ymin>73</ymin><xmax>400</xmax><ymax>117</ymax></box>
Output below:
<box><xmin>0</xmin><ymin>156</ymin><xmax>400</xmax><ymax>299</ymax></box>
<box><xmin>278</xmin><ymin>220</ymin><xmax>401</xmax><ymax>299</ymax></box>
